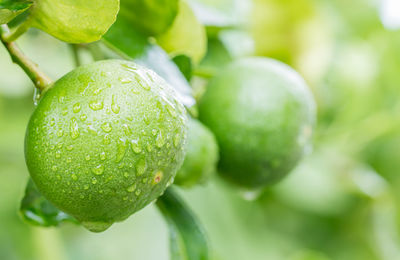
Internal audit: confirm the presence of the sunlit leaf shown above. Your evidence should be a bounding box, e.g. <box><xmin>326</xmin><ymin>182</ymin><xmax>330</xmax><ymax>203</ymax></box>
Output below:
<box><xmin>30</xmin><ymin>0</ymin><xmax>119</xmax><ymax>43</ymax></box>
<box><xmin>156</xmin><ymin>187</ymin><xmax>209</xmax><ymax>260</ymax></box>
<box><xmin>119</xmin><ymin>0</ymin><xmax>178</xmax><ymax>36</ymax></box>
<box><xmin>0</xmin><ymin>0</ymin><xmax>32</xmax><ymax>24</ymax></box>
<box><xmin>157</xmin><ymin>1</ymin><xmax>207</xmax><ymax>64</ymax></box>
<box><xmin>20</xmin><ymin>178</ymin><xmax>78</xmax><ymax>227</ymax></box>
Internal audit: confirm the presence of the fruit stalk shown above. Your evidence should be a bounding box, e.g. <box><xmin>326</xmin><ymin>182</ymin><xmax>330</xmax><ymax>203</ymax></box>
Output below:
<box><xmin>0</xmin><ymin>24</ymin><xmax>52</xmax><ymax>92</ymax></box>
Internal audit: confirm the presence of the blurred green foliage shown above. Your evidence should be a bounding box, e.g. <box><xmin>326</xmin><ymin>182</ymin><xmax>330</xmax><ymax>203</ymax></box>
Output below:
<box><xmin>1</xmin><ymin>0</ymin><xmax>400</xmax><ymax>259</ymax></box>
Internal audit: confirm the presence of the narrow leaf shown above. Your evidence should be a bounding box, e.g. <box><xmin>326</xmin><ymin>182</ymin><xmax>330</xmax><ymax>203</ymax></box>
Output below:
<box><xmin>20</xmin><ymin>178</ymin><xmax>77</xmax><ymax>227</ymax></box>
<box><xmin>0</xmin><ymin>0</ymin><xmax>32</xmax><ymax>24</ymax></box>
<box><xmin>156</xmin><ymin>187</ymin><xmax>209</xmax><ymax>260</ymax></box>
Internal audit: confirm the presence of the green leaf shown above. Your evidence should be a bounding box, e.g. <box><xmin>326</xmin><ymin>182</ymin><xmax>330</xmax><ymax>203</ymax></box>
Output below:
<box><xmin>156</xmin><ymin>1</ymin><xmax>207</xmax><ymax>64</ymax></box>
<box><xmin>156</xmin><ymin>187</ymin><xmax>209</xmax><ymax>260</ymax></box>
<box><xmin>119</xmin><ymin>0</ymin><xmax>178</xmax><ymax>36</ymax></box>
<box><xmin>30</xmin><ymin>0</ymin><xmax>119</xmax><ymax>43</ymax></box>
<box><xmin>103</xmin><ymin>14</ymin><xmax>196</xmax><ymax>107</ymax></box>
<box><xmin>0</xmin><ymin>0</ymin><xmax>32</xmax><ymax>24</ymax></box>
<box><xmin>20</xmin><ymin>179</ymin><xmax>78</xmax><ymax>227</ymax></box>
<box><xmin>172</xmin><ymin>55</ymin><xmax>193</xmax><ymax>81</ymax></box>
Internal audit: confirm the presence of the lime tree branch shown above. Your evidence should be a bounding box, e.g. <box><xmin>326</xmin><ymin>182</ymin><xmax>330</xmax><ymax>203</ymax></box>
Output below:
<box><xmin>0</xmin><ymin>24</ymin><xmax>52</xmax><ymax>92</ymax></box>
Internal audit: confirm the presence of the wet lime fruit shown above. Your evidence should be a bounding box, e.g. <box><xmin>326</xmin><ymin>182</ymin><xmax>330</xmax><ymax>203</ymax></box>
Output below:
<box><xmin>25</xmin><ymin>60</ymin><xmax>188</xmax><ymax>232</ymax></box>
<box><xmin>199</xmin><ymin>57</ymin><xmax>316</xmax><ymax>188</ymax></box>
<box><xmin>174</xmin><ymin>118</ymin><xmax>219</xmax><ymax>188</ymax></box>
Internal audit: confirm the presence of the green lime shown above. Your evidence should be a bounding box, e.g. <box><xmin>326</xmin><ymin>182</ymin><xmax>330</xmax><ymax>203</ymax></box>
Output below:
<box><xmin>174</xmin><ymin>118</ymin><xmax>219</xmax><ymax>188</ymax></box>
<box><xmin>25</xmin><ymin>60</ymin><xmax>188</xmax><ymax>232</ymax></box>
<box><xmin>199</xmin><ymin>57</ymin><xmax>316</xmax><ymax>188</ymax></box>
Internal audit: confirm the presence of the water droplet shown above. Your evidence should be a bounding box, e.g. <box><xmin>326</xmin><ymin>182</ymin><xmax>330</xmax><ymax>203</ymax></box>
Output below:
<box><xmin>57</xmin><ymin>129</ymin><xmax>64</xmax><ymax>137</ymax></box>
<box><xmin>80</xmin><ymin>195</ymin><xmax>85</xmax><ymax>199</ymax></box>
<box><xmin>70</xmin><ymin>118</ymin><xmax>80</xmax><ymax>139</ymax></box>
<box><xmin>33</xmin><ymin>88</ymin><xmax>40</xmax><ymax>106</ymax></box>
<box><xmin>57</xmin><ymin>142</ymin><xmax>63</xmax><ymax>148</ymax></box>
<box><xmin>166</xmin><ymin>104</ymin><xmax>177</xmax><ymax>118</ymax></box>
<box><xmin>58</xmin><ymin>95</ymin><xmax>65</xmax><ymax>103</ymax></box>
<box><xmin>66</xmin><ymin>157</ymin><xmax>72</xmax><ymax>163</ymax></box>
<box><xmin>73</xmin><ymin>103</ymin><xmax>81</xmax><ymax>113</ymax></box>
<box><xmin>111</xmin><ymin>95</ymin><xmax>120</xmax><ymax>114</ymax></box>
<box><xmin>130</xmin><ymin>139</ymin><xmax>142</xmax><ymax>153</ymax></box>
<box><xmin>100</xmin><ymin>152</ymin><xmax>106</xmax><ymax>160</ymax></box>
<box><xmin>55</xmin><ymin>150</ymin><xmax>61</xmax><ymax>158</ymax></box>
<box><xmin>143</xmin><ymin>115</ymin><xmax>150</xmax><ymax>125</ymax></box>
<box><xmin>93</xmin><ymin>88</ymin><xmax>103</xmax><ymax>95</ymax></box>
<box><xmin>92</xmin><ymin>164</ymin><xmax>104</xmax><ymax>175</ymax></box>
<box><xmin>127</xmin><ymin>116</ymin><xmax>133</xmax><ymax>121</ymax></box>
<box><xmin>146</xmin><ymin>143</ymin><xmax>152</xmax><ymax>152</ymax></box>
<box><xmin>66</xmin><ymin>145</ymin><xmax>74</xmax><ymax>151</ymax></box>
<box><xmin>142</xmin><ymin>178</ymin><xmax>148</xmax><ymax>183</ymax></box>
<box><xmin>62</xmin><ymin>108</ymin><xmax>68</xmax><ymax>116</ymax></box>
<box><xmin>80</xmin><ymin>114</ymin><xmax>87</xmax><ymax>121</ymax></box>
<box><xmin>156</xmin><ymin>131</ymin><xmax>165</xmax><ymax>148</ymax></box>
<box><xmin>91</xmin><ymin>177</ymin><xmax>97</xmax><ymax>184</ymax></box>
<box><xmin>121</xmin><ymin>63</ymin><xmax>137</xmax><ymax>72</ymax></box>
<box><xmin>103</xmin><ymin>134</ymin><xmax>111</xmax><ymax>144</ymax></box>
<box><xmin>136</xmin><ymin>158</ymin><xmax>147</xmax><ymax>176</ymax></box>
<box><xmin>116</xmin><ymin>138</ymin><xmax>128</xmax><ymax>162</ymax></box>
<box><xmin>122</xmin><ymin>124</ymin><xmax>131</xmax><ymax>136</ymax></box>
<box><xmin>89</xmin><ymin>100</ymin><xmax>104</xmax><ymax>111</ymax></box>
<box><xmin>52</xmin><ymin>165</ymin><xmax>57</xmax><ymax>171</ymax></box>
<box><xmin>50</xmin><ymin>118</ymin><xmax>55</xmax><ymax>126</ymax></box>
<box><xmin>85</xmin><ymin>154</ymin><xmax>91</xmax><ymax>161</ymax></box>
<box><xmin>71</xmin><ymin>174</ymin><xmax>78</xmax><ymax>180</ymax></box>
<box><xmin>152</xmin><ymin>129</ymin><xmax>157</xmax><ymax>136</ymax></box>
<box><xmin>84</xmin><ymin>184</ymin><xmax>89</xmax><ymax>190</ymax></box>
<box><xmin>124</xmin><ymin>172</ymin><xmax>129</xmax><ymax>178</ymax></box>
<box><xmin>173</xmin><ymin>133</ymin><xmax>180</xmax><ymax>147</ymax></box>
<box><xmin>101</xmin><ymin>122</ymin><xmax>112</xmax><ymax>133</ymax></box>
<box><xmin>135</xmin><ymin>189</ymin><xmax>141</xmax><ymax>196</ymax></box>
<box><xmin>123</xmin><ymin>196</ymin><xmax>128</xmax><ymax>201</ymax></box>
<box><xmin>134</xmin><ymin>73</ymin><xmax>151</xmax><ymax>90</ymax></box>
<box><xmin>87</xmin><ymin>124</ymin><xmax>97</xmax><ymax>135</ymax></box>
<box><xmin>127</xmin><ymin>183</ymin><xmax>136</xmax><ymax>193</ymax></box>
<box><xmin>119</xmin><ymin>77</ymin><xmax>132</xmax><ymax>84</ymax></box>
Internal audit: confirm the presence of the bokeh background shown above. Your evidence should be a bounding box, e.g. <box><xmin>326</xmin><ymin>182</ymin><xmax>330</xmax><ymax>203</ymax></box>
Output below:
<box><xmin>1</xmin><ymin>0</ymin><xmax>400</xmax><ymax>259</ymax></box>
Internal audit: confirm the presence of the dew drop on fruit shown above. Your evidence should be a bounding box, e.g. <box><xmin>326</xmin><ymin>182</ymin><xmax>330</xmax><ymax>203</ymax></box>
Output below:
<box><xmin>66</xmin><ymin>145</ymin><xmax>74</xmax><ymax>151</ymax></box>
<box><xmin>103</xmin><ymin>134</ymin><xmax>111</xmax><ymax>144</ymax></box>
<box><xmin>101</xmin><ymin>122</ymin><xmax>112</xmax><ymax>133</ymax></box>
<box><xmin>55</xmin><ymin>150</ymin><xmax>61</xmax><ymax>158</ymax></box>
<box><xmin>173</xmin><ymin>133</ymin><xmax>180</xmax><ymax>147</ymax></box>
<box><xmin>111</xmin><ymin>95</ymin><xmax>120</xmax><ymax>114</ymax></box>
<box><xmin>119</xmin><ymin>77</ymin><xmax>132</xmax><ymax>84</ymax></box>
<box><xmin>70</xmin><ymin>118</ymin><xmax>80</xmax><ymax>139</ymax></box>
<box><xmin>135</xmin><ymin>189</ymin><xmax>141</xmax><ymax>196</ymax></box>
<box><xmin>152</xmin><ymin>129</ymin><xmax>157</xmax><ymax>136</ymax></box>
<box><xmin>116</xmin><ymin>138</ymin><xmax>128</xmax><ymax>162</ymax></box>
<box><xmin>89</xmin><ymin>100</ymin><xmax>104</xmax><ymax>111</ymax></box>
<box><xmin>57</xmin><ymin>129</ymin><xmax>63</xmax><ymax>137</ymax></box>
<box><xmin>80</xmin><ymin>114</ymin><xmax>87</xmax><ymax>121</ymax></box>
<box><xmin>50</xmin><ymin>118</ymin><xmax>55</xmax><ymax>126</ymax></box>
<box><xmin>85</xmin><ymin>154</ymin><xmax>91</xmax><ymax>161</ymax></box>
<box><xmin>127</xmin><ymin>183</ymin><xmax>136</xmax><ymax>193</ymax></box>
<box><xmin>124</xmin><ymin>172</ymin><xmax>129</xmax><ymax>178</ymax></box>
<box><xmin>91</xmin><ymin>177</ymin><xmax>97</xmax><ymax>184</ymax></box>
<box><xmin>100</xmin><ymin>152</ymin><xmax>107</xmax><ymax>160</ymax></box>
<box><xmin>156</xmin><ymin>131</ymin><xmax>165</xmax><ymax>148</ymax></box>
<box><xmin>33</xmin><ymin>88</ymin><xmax>40</xmax><ymax>106</ymax></box>
<box><xmin>122</xmin><ymin>124</ymin><xmax>131</xmax><ymax>136</ymax></box>
<box><xmin>143</xmin><ymin>115</ymin><xmax>150</xmax><ymax>125</ymax></box>
<box><xmin>92</xmin><ymin>164</ymin><xmax>104</xmax><ymax>175</ymax></box>
<box><xmin>73</xmin><ymin>103</ymin><xmax>81</xmax><ymax>113</ymax></box>
<box><xmin>134</xmin><ymin>73</ymin><xmax>151</xmax><ymax>90</ymax></box>
<box><xmin>84</xmin><ymin>184</ymin><xmax>89</xmax><ymax>190</ymax></box>
<box><xmin>136</xmin><ymin>158</ymin><xmax>147</xmax><ymax>176</ymax></box>
<box><xmin>71</xmin><ymin>174</ymin><xmax>78</xmax><ymax>180</ymax></box>
<box><xmin>146</xmin><ymin>143</ymin><xmax>153</xmax><ymax>152</ymax></box>
<box><xmin>52</xmin><ymin>165</ymin><xmax>57</xmax><ymax>171</ymax></box>
<box><xmin>130</xmin><ymin>139</ymin><xmax>142</xmax><ymax>154</ymax></box>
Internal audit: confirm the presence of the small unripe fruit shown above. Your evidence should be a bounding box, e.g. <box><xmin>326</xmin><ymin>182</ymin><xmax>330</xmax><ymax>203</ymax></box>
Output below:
<box><xmin>25</xmin><ymin>60</ymin><xmax>188</xmax><ymax>232</ymax></box>
<box><xmin>199</xmin><ymin>57</ymin><xmax>316</xmax><ymax>188</ymax></box>
<box><xmin>174</xmin><ymin>118</ymin><xmax>219</xmax><ymax>187</ymax></box>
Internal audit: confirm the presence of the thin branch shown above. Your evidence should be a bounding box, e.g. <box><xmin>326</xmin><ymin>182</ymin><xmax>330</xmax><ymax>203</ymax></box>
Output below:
<box><xmin>0</xmin><ymin>24</ymin><xmax>52</xmax><ymax>92</ymax></box>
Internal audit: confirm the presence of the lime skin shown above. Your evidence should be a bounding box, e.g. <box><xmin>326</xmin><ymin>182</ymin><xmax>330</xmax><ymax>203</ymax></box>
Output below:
<box><xmin>174</xmin><ymin>118</ymin><xmax>219</xmax><ymax>188</ymax></box>
<box><xmin>25</xmin><ymin>60</ymin><xmax>188</xmax><ymax>232</ymax></box>
<box><xmin>199</xmin><ymin>57</ymin><xmax>316</xmax><ymax>188</ymax></box>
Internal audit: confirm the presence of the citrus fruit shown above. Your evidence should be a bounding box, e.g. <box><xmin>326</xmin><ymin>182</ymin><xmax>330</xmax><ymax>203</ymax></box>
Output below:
<box><xmin>174</xmin><ymin>118</ymin><xmax>219</xmax><ymax>187</ymax></box>
<box><xmin>25</xmin><ymin>60</ymin><xmax>188</xmax><ymax>232</ymax></box>
<box><xmin>199</xmin><ymin>57</ymin><xmax>316</xmax><ymax>188</ymax></box>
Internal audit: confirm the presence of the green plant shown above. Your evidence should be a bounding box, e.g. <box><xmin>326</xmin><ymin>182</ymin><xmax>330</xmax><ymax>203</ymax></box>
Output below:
<box><xmin>199</xmin><ymin>57</ymin><xmax>316</xmax><ymax>188</ymax></box>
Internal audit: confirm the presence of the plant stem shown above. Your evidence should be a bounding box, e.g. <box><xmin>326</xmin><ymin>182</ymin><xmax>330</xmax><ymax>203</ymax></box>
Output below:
<box><xmin>70</xmin><ymin>44</ymin><xmax>82</xmax><ymax>67</ymax></box>
<box><xmin>0</xmin><ymin>25</ymin><xmax>52</xmax><ymax>92</ymax></box>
